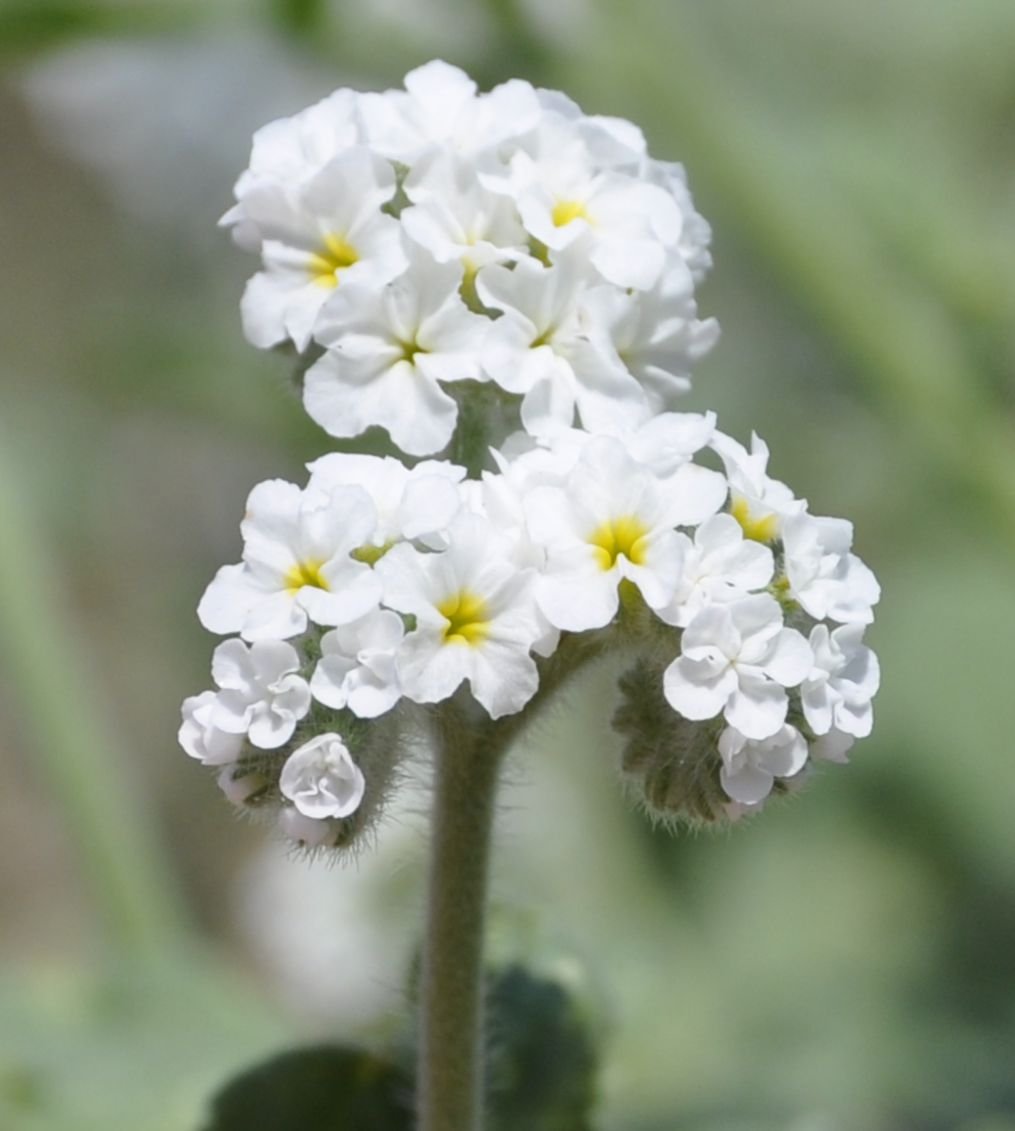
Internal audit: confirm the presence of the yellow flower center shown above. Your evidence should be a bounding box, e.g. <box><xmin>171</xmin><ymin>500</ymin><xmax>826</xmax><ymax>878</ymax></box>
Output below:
<box><xmin>551</xmin><ymin>199</ymin><xmax>591</xmax><ymax>228</ymax></box>
<box><xmin>730</xmin><ymin>496</ymin><xmax>779</xmax><ymax>543</ymax></box>
<box><xmin>396</xmin><ymin>337</ymin><xmax>427</xmax><ymax>365</ymax></box>
<box><xmin>308</xmin><ymin>233</ymin><xmax>359</xmax><ymax>288</ymax></box>
<box><xmin>284</xmin><ymin>559</ymin><xmax>329</xmax><ymax>594</ymax></box>
<box><xmin>588</xmin><ymin>516</ymin><xmax>650</xmax><ymax>570</ymax></box>
<box><xmin>437</xmin><ymin>590</ymin><xmax>490</xmax><ymax>646</ymax></box>
<box><xmin>351</xmin><ymin>541</ymin><xmax>394</xmax><ymax>566</ymax></box>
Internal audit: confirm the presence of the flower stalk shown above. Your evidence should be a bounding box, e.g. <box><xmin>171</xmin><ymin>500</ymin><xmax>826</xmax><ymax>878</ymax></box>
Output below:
<box><xmin>418</xmin><ymin>703</ymin><xmax>505</xmax><ymax>1131</ymax></box>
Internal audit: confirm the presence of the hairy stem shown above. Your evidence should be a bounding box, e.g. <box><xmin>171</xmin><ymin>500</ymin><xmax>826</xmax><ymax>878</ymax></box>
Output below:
<box><xmin>417</xmin><ymin>703</ymin><xmax>504</xmax><ymax>1131</ymax></box>
<box><xmin>415</xmin><ymin>630</ymin><xmax>622</xmax><ymax>1128</ymax></box>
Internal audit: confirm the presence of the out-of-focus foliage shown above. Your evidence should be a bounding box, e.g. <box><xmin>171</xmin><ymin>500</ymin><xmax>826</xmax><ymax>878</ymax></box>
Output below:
<box><xmin>0</xmin><ymin>1</ymin><xmax>1013</xmax><ymax>1129</ymax></box>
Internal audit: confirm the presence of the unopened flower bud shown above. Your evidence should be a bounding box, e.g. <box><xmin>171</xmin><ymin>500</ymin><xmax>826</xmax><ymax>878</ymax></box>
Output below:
<box><xmin>613</xmin><ymin>657</ymin><xmax>731</xmax><ymax>826</ymax></box>
<box><xmin>217</xmin><ymin>763</ymin><xmax>270</xmax><ymax>808</ymax></box>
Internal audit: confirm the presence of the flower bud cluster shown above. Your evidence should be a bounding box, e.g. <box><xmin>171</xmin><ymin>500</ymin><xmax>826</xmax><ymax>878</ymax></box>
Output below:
<box><xmin>181</xmin><ymin>63</ymin><xmax>881</xmax><ymax>842</ymax></box>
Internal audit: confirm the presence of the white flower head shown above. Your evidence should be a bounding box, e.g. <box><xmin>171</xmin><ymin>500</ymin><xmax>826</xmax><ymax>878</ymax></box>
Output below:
<box><xmin>236</xmin><ymin>148</ymin><xmax>406</xmax><ymax>351</ymax></box>
<box><xmin>658</xmin><ymin>513</ymin><xmax>775</xmax><ymax>628</ymax></box>
<box><xmin>376</xmin><ymin>514</ymin><xmax>544</xmax><ymax>719</ymax></box>
<box><xmin>718</xmin><ymin>724</ymin><xmax>809</xmax><ymax>805</ymax></box>
<box><xmin>782</xmin><ymin>513</ymin><xmax>881</xmax><ymax>624</ymax></box>
<box><xmin>527</xmin><ymin>435</ymin><xmax>725</xmax><ymax>632</ymax></box>
<box><xmin>279</xmin><ymin>733</ymin><xmax>366</xmax><ymax>819</ymax></box>
<box><xmin>304</xmin><ymin>248</ymin><xmax>489</xmax><ymax>456</ymax></box>
<box><xmin>197</xmin><ymin>479</ymin><xmax>382</xmax><ymax>641</ymax></box>
<box><xmin>207</xmin><ymin>638</ymin><xmax>311</xmax><ymax>748</ymax></box>
<box><xmin>663</xmin><ymin>594</ymin><xmax>812</xmax><ymax>740</ymax></box>
<box><xmin>801</xmin><ymin>623</ymin><xmax>880</xmax><ymax>738</ymax></box>
<box><xmin>178</xmin><ymin>691</ymin><xmax>244</xmax><ymax>766</ymax></box>
<box><xmin>310</xmin><ymin>609</ymin><xmax>404</xmax><ymax>719</ymax></box>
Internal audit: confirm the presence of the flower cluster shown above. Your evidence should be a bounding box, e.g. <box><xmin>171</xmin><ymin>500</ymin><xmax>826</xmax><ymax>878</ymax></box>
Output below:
<box><xmin>222</xmin><ymin>59</ymin><xmax>717</xmax><ymax>453</ymax></box>
<box><xmin>181</xmin><ymin>62</ymin><xmax>881</xmax><ymax>845</ymax></box>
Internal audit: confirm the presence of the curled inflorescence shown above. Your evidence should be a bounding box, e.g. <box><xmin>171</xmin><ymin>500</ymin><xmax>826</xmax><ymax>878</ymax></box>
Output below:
<box><xmin>181</xmin><ymin>61</ymin><xmax>880</xmax><ymax>845</ymax></box>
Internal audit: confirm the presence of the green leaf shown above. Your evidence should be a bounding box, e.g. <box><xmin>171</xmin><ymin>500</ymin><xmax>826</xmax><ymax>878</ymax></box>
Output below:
<box><xmin>202</xmin><ymin>1045</ymin><xmax>413</xmax><ymax>1131</ymax></box>
<box><xmin>486</xmin><ymin>963</ymin><xmax>601</xmax><ymax>1131</ymax></box>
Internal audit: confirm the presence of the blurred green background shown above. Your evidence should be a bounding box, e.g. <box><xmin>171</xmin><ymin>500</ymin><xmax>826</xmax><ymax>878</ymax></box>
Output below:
<box><xmin>1</xmin><ymin>1</ymin><xmax>1014</xmax><ymax>1128</ymax></box>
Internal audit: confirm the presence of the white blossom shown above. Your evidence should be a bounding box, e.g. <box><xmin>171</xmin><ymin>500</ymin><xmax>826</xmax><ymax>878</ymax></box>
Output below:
<box><xmin>657</xmin><ymin>513</ymin><xmax>775</xmax><ymax>628</ymax></box>
<box><xmin>280</xmin><ymin>733</ymin><xmax>366</xmax><ymax>819</ymax></box>
<box><xmin>375</xmin><ymin>514</ymin><xmax>544</xmax><ymax>719</ymax></box>
<box><xmin>178</xmin><ymin>691</ymin><xmax>244</xmax><ymax>766</ymax></box>
<box><xmin>305</xmin><ymin>451</ymin><xmax>463</xmax><ymax>553</ymax></box>
<box><xmin>304</xmin><ymin>251</ymin><xmax>489</xmax><ymax>456</ymax></box>
<box><xmin>801</xmin><ymin>623</ymin><xmax>880</xmax><ymax>738</ymax></box>
<box><xmin>485</xmin><ymin>113</ymin><xmax>679</xmax><ymax>289</ymax></box>
<box><xmin>207</xmin><ymin>638</ymin><xmax>311</xmax><ymax>748</ymax></box>
<box><xmin>782</xmin><ymin>513</ymin><xmax>880</xmax><ymax>624</ymax></box>
<box><xmin>527</xmin><ymin>435</ymin><xmax>725</xmax><ymax>631</ymax></box>
<box><xmin>478</xmin><ymin>251</ymin><xmax>646</xmax><ymax>438</ymax></box>
<box><xmin>310</xmin><ymin>609</ymin><xmax>404</xmax><ymax>718</ymax></box>
<box><xmin>663</xmin><ymin>594</ymin><xmax>812</xmax><ymax>740</ymax></box>
<box><xmin>710</xmin><ymin>430</ymin><xmax>805</xmax><ymax>543</ymax></box>
<box><xmin>197</xmin><ymin>479</ymin><xmax>382</xmax><ymax>641</ymax></box>
<box><xmin>235</xmin><ymin>148</ymin><xmax>405</xmax><ymax>350</ymax></box>
<box><xmin>718</xmin><ymin>724</ymin><xmax>809</xmax><ymax>805</ymax></box>
<box><xmin>401</xmin><ymin>152</ymin><xmax>529</xmax><ymax>274</ymax></box>
<box><xmin>358</xmin><ymin>60</ymin><xmax>542</xmax><ymax>165</ymax></box>
<box><xmin>577</xmin><ymin>262</ymin><xmax>719</xmax><ymax>411</ymax></box>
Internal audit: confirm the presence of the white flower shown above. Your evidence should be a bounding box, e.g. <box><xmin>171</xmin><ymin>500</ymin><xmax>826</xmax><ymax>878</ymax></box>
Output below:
<box><xmin>401</xmin><ymin>153</ymin><xmax>529</xmax><ymax>274</ymax></box>
<box><xmin>236</xmin><ymin>148</ymin><xmax>406</xmax><ymax>350</ymax></box>
<box><xmin>526</xmin><ymin>436</ymin><xmax>725</xmax><ymax>632</ymax></box>
<box><xmin>305</xmin><ymin>452</ymin><xmax>463</xmax><ymax>552</ymax></box>
<box><xmin>178</xmin><ymin>691</ymin><xmax>244</xmax><ymax>766</ymax></box>
<box><xmin>222</xmin><ymin>88</ymin><xmax>365</xmax><ymax>251</ymax></box>
<box><xmin>663</xmin><ymin>594</ymin><xmax>812</xmax><ymax>740</ymax></box>
<box><xmin>197</xmin><ymin>479</ymin><xmax>382</xmax><ymax>641</ymax></box>
<box><xmin>718</xmin><ymin>724</ymin><xmax>809</xmax><ymax>805</ymax></box>
<box><xmin>641</xmin><ymin>158</ymin><xmax>714</xmax><ymax>282</ymax></box>
<box><xmin>710</xmin><ymin>430</ymin><xmax>805</xmax><ymax>542</ymax></box>
<box><xmin>487</xmin><ymin>113</ymin><xmax>679</xmax><ymax>289</ymax></box>
<box><xmin>304</xmin><ymin>251</ymin><xmax>489</xmax><ymax>456</ymax></box>
<box><xmin>810</xmin><ymin>728</ymin><xmax>855</xmax><ymax>764</ymax></box>
<box><xmin>310</xmin><ymin>609</ymin><xmax>404</xmax><ymax>718</ymax></box>
<box><xmin>207</xmin><ymin>638</ymin><xmax>311</xmax><ymax>748</ymax></box>
<box><xmin>657</xmin><ymin>513</ymin><xmax>775</xmax><ymax>628</ymax></box>
<box><xmin>280</xmin><ymin>733</ymin><xmax>366</xmax><ymax>819</ymax></box>
<box><xmin>801</xmin><ymin>623</ymin><xmax>880</xmax><ymax>738</ymax></box>
<box><xmin>782</xmin><ymin>513</ymin><xmax>880</xmax><ymax>624</ymax></box>
<box><xmin>358</xmin><ymin>60</ymin><xmax>541</xmax><ymax>165</ymax></box>
<box><xmin>375</xmin><ymin>514</ymin><xmax>544</xmax><ymax>719</ymax></box>
<box><xmin>577</xmin><ymin>261</ymin><xmax>719</xmax><ymax>411</ymax></box>
<box><xmin>478</xmin><ymin>252</ymin><xmax>646</xmax><ymax>438</ymax></box>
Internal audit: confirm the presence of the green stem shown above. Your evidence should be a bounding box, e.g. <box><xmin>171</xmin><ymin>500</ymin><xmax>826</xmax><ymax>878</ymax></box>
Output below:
<box><xmin>418</xmin><ymin>703</ymin><xmax>504</xmax><ymax>1131</ymax></box>
<box><xmin>0</xmin><ymin>438</ymin><xmax>188</xmax><ymax>956</ymax></box>
<box><xmin>415</xmin><ymin>631</ymin><xmax>620</xmax><ymax>1128</ymax></box>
